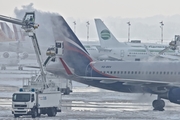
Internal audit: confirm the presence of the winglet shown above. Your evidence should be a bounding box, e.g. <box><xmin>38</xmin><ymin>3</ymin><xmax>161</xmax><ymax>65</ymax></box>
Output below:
<box><xmin>59</xmin><ymin>58</ymin><xmax>73</xmax><ymax>75</ymax></box>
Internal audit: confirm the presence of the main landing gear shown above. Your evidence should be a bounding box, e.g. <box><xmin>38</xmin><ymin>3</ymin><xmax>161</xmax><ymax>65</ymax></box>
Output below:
<box><xmin>152</xmin><ymin>96</ymin><xmax>165</xmax><ymax>111</ymax></box>
<box><xmin>1</xmin><ymin>65</ymin><xmax>6</xmax><ymax>70</ymax></box>
<box><xmin>18</xmin><ymin>66</ymin><xmax>23</xmax><ymax>70</ymax></box>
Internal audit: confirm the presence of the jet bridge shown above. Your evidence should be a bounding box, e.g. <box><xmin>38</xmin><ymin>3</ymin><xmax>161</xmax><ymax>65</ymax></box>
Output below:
<box><xmin>0</xmin><ymin>12</ymin><xmax>47</xmax><ymax>88</ymax></box>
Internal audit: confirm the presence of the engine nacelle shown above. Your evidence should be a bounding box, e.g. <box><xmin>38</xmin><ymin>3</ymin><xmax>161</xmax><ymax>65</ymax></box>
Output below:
<box><xmin>3</xmin><ymin>52</ymin><xmax>9</xmax><ymax>58</ymax></box>
<box><xmin>168</xmin><ymin>88</ymin><xmax>180</xmax><ymax>104</ymax></box>
<box><xmin>19</xmin><ymin>52</ymin><xmax>29</xmax><ymax>59</ymax></box>
<box><xmin>2</xmin><ymin>52</ymin><xmax>17</xmax><ymax>58</ymax></box>
<box><xmin>160</xmin><ymin>87</ymin><xmax>180</xmax><ymax>104</ymax></box>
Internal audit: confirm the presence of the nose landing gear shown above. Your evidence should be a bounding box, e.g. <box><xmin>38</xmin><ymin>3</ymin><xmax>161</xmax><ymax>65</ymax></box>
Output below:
<box><xmin>152</xmin><ymin>96</ymin><xmax>165</xmax><ymax>111</ymax></box>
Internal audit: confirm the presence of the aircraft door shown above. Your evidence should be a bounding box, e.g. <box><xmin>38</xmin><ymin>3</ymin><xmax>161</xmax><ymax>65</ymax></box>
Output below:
<box><xmin>85</xmin><ymin>63</ymin><xmax>93</xmax><ymax>77</ymax></box>
<box><xmin>120</xmin><ymin>50</ymin><xmax>124</xmax><ymax>57</ymax></box>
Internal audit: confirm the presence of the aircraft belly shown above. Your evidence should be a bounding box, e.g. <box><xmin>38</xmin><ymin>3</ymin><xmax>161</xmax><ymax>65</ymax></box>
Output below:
<box><xmin>71</xmin><ymin>76</ymin><xmax>150</xmax><ymax>93</ymax></box>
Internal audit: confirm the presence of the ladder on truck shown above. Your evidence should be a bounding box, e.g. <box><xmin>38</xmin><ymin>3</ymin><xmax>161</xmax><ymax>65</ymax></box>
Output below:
<box><xmin>0</xmin><ymin>12</ymin><xmax>47</xmax><ymax>89</ymax></box>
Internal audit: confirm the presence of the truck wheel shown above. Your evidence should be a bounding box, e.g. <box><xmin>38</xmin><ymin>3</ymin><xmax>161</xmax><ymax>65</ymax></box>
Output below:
<box><xmin>1</xmin><ymin>65</ymin><xmax>6</xmax><ymax>70</ymax></box>
<box><xmin>18</xmin><ymin>66</ymin><xmax>23</xmax><ymax>70</ymax></box>
<box><xmin>32</xmin><ymin>108</ymin><xmax>37</xmax><ymax>118</ymax></box>
<box><xmin>47</xmin><ymin>107</ymin><xmax>57</xmax><ymax>117</ymax></box>
<box><xmin>14</xmin><ymin>114</ymin><xmax>20</xmax><ymax>118</ymax></box>
<box><xmin>52</xmin><ymin>107</ymin><xmax>57</xmax><ymax>116</ymax></box>
<box><xmin>64</xmin><ymin>87</ymin><xmax>70</xmax><ymax>95</ymax></box>
<box><xmin>37</xmin><ymin>113</ymin><xmax>41</xmax><ymax>117</ymax></box>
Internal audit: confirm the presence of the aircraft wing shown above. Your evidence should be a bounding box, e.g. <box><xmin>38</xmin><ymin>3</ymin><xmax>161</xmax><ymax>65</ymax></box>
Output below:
<box><xmin>158</xmin><ymin>54</ymin><xmax>180</xmax><ymax>60</ymax></box>
<box><xmin>79</xmin><ymin>76</ymin><xmax>171</xmax><ymax>84</ymax></box>
<box><xmin>144</xmin><ymin>45</ymin><xmax>180</xmax><ymax>61</ymax></box>
<box><xmin>66</xmin><ymin>73</ymin><xmax>179</xmax><ymax>94</ymax></box>
<box><xmin>96</xmin><ymin>46</ymin><xmax>112</xmax><ymax>52</ymax></box>
<box><xmin>98</xmin><ymin>54</ymin><xmax>122</xmax><ymax>61</ymax></box>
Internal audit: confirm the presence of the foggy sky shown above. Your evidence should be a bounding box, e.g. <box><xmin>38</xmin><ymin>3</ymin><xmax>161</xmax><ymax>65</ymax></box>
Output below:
<box><xmin>1</xmin><ymin>1</ymin><xmax>180</xmax><ymax>42</ymax></box>
<box><xmin>1</xmin><ymin>0</ymin><xmax>180</xmax><ymax>18</ymax></box>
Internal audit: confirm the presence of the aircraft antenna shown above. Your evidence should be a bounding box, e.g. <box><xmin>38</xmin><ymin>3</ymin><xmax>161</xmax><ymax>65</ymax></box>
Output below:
<box><xmin>86</xmin><ymin>21</ymin><xmax>90</xmax><ymax>43</ymax></box>
<box><xmin>127</xmin><ymin>21</ymin><xmax>131</xmax><ymax>42</ymax></box>
<box><xmin>160</xmin><ymin>21</ymin><xmax>164</xmax><ymax>44</ymax></box>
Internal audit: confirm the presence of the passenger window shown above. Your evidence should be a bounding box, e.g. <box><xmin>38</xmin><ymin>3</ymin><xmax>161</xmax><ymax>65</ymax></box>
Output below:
<box><xmin>160</xmin><ymin>72</ymin><xmax>162</xmax><ymax>74</ymax></box>
<box><xmin>121</xmin><ymin>71</ymin><xmax>123</xmax><ymax>74</ymax></box>
<box><xmin>174</xmin><ymin>72</ymin><xmax>176</xmax><ymax>75</ymax></box>
<box><xmin>117</xmin><ymin>71</ymin><xmax>119</xmax><ymax>74</ymax></box>
<box><xmin>131</xmin><ymin>71</ymin><xmax>134</xmax><ymax>74</ymax></box>
<box><xmin>178</xmin><ymin>72</ymin><xmax>180</xmax><ymax>75</ymax></box>
<box><xmin>164</xmin><ymin>72</ymin><xmax>166</xmax><ymax>74</ymax></box>
<box><xmin>110</xmin><ymin>71</ymin><xmax>112</xmax><ymax>74</ymax></box>
<box><xmin>171</xmin><ymin>72</ymin><xmax>173</xmax><ymax>75</ymax></box>
<box><xmin>124</xmin><ymin>71</ymin><xmax>126</xmax><ymax>74</ymax></box>
<box><xmin>142</xmin><ymin>71</ymin><xmax>144</xmax><ymax>74</ymax></box>
<box><xmin>138</xmin><ymin>71</ymin><xmax>140</xmax><ymax>74</ymax></box>
<box><xmin>128</xmin><ymin>71</ymin><xmax>130</xmax><ymax>74</ymax></box>
<box><xmin>135</xmin><ymin>71</ymin><xmax>137</xmax><ymax>74</ymax></box>
<box><xmin>167</xmin><ymin>72</ymin><xmax>169</xmax><ymax>75</ymax></box>
<box><xmin>149</xmin><ymin>72</ymin><xmax>151</xmax><ymax>74</ymax></box>
<box><xmin>156</xmin><ymin>72</ymin><xmax>158</xmax><ymax>74</ymax></box>
<box><xmin>114</xmin><ymin>71</ymin><xmax>116</xmax><ymax>74</ymax></box>
<box><xmin>107</xmin><ymin>71</ymin><xmax>109</xmax><ymax>73</ymax></box>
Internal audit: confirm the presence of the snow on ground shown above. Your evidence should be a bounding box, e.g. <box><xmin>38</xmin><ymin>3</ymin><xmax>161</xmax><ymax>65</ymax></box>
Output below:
<box><xmin>0</xmin><ymin>68</ymin><xmax>180</xmax><ymax>119</ymax></box>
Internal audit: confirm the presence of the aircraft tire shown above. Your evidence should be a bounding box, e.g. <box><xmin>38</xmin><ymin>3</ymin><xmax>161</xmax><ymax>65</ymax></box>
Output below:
<box><xmin>152</xmin><ymin>99</ymin><xmax>165</xmax><ymax>111</ymax></box>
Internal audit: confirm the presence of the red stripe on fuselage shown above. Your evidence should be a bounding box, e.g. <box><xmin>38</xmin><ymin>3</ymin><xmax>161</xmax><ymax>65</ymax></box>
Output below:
<box><xmin>60</xmin><ymin>58</ymin><xmax>73</xmax><ymax>75</ymax></box>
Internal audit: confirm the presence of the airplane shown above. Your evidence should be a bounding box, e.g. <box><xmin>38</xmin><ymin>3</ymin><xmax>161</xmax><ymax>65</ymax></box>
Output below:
<box><xmin>94</xmin><ymin>19</ymin><xmax>176</xmax><ymax>61</ymax></box>
<box><xmin>0</xmin><ymin>23</ymin><xmax>37</xmax><ymax>70</ymax></box>
<box><xmin>46</xmin><ymin>15</ymin><xmax>180</xmax><ymax>111</ymax></box>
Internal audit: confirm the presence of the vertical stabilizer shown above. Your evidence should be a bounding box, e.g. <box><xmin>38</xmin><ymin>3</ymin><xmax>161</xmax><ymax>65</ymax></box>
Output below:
<box><xmin>50</xmin><ymin>15</ymin><xmax>93</xmax><ymax>76</ymax></box>
<box><xmin>12</xmin><ymin>24</ymin><xmax>25</xmax><ymax>41</ymax></box>
<box><xmin>95</xmin><ymin>19</ymin><xmax>126</xmax><ymax>48</ymax></box>
<box><xmin>0</xmin><ymin>22</ymin><xmax>14</xmax><ymax>40</ymax></box>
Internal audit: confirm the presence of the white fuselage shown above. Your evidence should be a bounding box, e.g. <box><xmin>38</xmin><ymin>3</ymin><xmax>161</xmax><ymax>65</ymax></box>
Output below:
<box><xmin>85</xmin><ymin>43</ymin><xmax>175</xmax><ymax>61</ymax></box>
<box><xmin>90</xmin><ymin>61</ymin><xmax>180</xmax><ymax>83</ymax></box>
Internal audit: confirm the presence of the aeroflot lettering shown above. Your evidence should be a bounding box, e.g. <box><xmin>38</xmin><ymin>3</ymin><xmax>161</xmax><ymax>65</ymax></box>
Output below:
<box><xmin>101</xmin><ymin>66</ymin><xmax>111</xmax><ymax>68</ymax></box>
<box><xmin>148</xmin><ymin>45</ymin><xmax>166</xmax><ymax>48</ymax></box>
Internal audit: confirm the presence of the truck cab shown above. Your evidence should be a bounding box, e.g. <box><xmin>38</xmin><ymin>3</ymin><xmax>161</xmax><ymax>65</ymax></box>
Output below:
<box><xmin>12</xmin><ymin>91</ymin><xmax>38</xmax><ymax>118</ymax></box>
<box><xmin>12</xmin><ymin>80</ymin><xmax>62</xmax><ymax>118</ymax></box>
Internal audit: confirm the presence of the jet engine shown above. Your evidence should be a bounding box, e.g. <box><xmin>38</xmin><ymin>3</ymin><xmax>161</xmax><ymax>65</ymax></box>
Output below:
<box><xmin>19</xmin><ymin>52</ymin><xmax>28</xmax><ymax>59</ymax></box>
<box><xmin>2</xmin><ymin>52</ymin><xmax>9</xmax><ymax>58</ymax></box>
<box><xmin>159</xmin><ymin>87</ymin><xmax>180</xmax><ymax>104</ymax></box>
<box><xmin>2</xmin><ymin>52</ymin><xmax>28</xmax><ymax>59</ymax></box>
<box><xmin>168</xmin><ymin>88</ymin><xmax>180</xmax><ymax>104</ymax></box>
<box><xmin>2</xmin><ymin>52</ymin><xmax>18</xmax><ymax>58</ymax></box>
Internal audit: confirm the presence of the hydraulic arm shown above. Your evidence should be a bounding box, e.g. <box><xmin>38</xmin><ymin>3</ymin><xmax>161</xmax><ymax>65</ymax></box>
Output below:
<box><xmin>0</xmin><ymin>12</ymin><xmax>47</xmax><ymax>86</ymax></box>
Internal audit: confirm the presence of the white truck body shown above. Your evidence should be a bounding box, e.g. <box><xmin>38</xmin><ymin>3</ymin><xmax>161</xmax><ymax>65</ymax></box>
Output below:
<box><xmin>38</xmin><ymin>92</ymin><xmax>61</xmax><ymax>108</ymax></box>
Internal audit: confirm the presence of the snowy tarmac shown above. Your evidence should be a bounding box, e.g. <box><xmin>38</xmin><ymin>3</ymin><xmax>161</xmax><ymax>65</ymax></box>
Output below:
<box><xmin>0</xmin><ymin>68</ymin><xmax>180</xmax><ymax>119</ymax></box>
